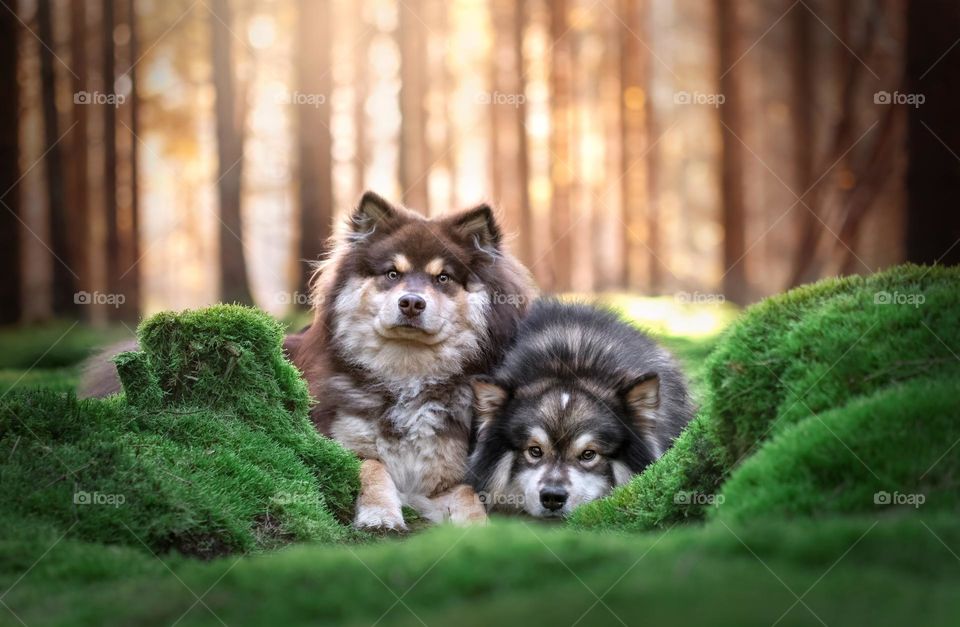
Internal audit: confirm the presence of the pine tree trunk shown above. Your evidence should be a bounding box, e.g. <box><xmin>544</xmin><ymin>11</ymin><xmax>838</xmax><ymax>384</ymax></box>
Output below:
<box><xmin>716</xmin><ymin>0</ymin><xmax>748</xmax><ymax>303</ymax></box>
<box><xmin>296</xmin><ymin>0</ymin><xmax>334</xmax><ymax>300</ymax></box>
<box><xmin>490</xmin><ymin>0</ymin><xmax>532</xmax><ymax>265</ymax></box>
<box><xmin>353</xmin><ymin>0</ymin><xmax>370</xmax><ymax>197</ymax></box>
<box><xmin>211</xmin><ymin>0</ymin><xmax>253</xmax><ymax>305</ymax></box>
<box><xmin>905</xmin><ymin>0</ymin><xmax>960</xmax><ymax>265</ymax></box>
<box><xmin>109</xmin><ymin>0</ymin><xmax>139</xmax><ymax>322</ymax></box>
<box><xmin>39</xmin><ymin>0</ymin><xmax>77</xmax><ymax>315</ymax></box>
<box><xmin>549</xmin><ymin>0</ymin><xmax>572</xmax><ymax>292</ymax></box>
<box><xmin>0</xmin><ymin>0</ymin><xmax>21</xmax><ymax>323</ymax></box>
<box><xmin>102</xmin><ymin>0</ymin><xmax>122</xmax><ymax>315</ymax></box>
<box><xmin>68</xmin><ymin>0</ymin><xmax>90</xmax><ymax>312</ymax></box>
<box><xmin>397</xmin><ymin>0</ymin><xmax>430</xmax><ymax>213</ymax></box>
<box><xmin>619</xmin><ymin>0</ymin><xmax>655</xmax><ymax>292</ymax></box>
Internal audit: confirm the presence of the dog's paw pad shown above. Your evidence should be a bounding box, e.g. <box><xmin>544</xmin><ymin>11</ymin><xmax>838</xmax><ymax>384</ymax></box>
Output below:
<box><xmin>353</xmin><ymin>506</ymin><xmax>407</xmax><ymax>532</ymax></box>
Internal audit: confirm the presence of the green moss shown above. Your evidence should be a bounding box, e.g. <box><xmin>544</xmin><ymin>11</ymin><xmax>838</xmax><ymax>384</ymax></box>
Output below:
<box><xmin>715</xmin><ymin>376</ymin><xmax>960</xmax><ymax>522</ymax></box>
<box><xmin>2</xmin><ymin>514</ymin><xmax>959</xmax><ymax>626</ymax></box>
<box><xmin>0</xmin><ymin>305</ymin><xmax>361</xmax><ymax>557</ymax></box>
<box><xmin>706</xmin><ymin>263</ymin><xmax>960</xmax><ymax>465</ymax></box>
<box><xmin>572</xmin><ymin>264</ymin><xmax>960</xmax><ymax>531</ymax></box>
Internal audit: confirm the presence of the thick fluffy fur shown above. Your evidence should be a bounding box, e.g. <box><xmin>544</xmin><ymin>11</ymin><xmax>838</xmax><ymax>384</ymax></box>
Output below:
<box><xmin>286</xmin><ymin>191</ymin><xmax>536</xmax><ymax>529</ymax></box>
<box><xmin>467</xmin><ymin>300</ymin><xmax>694</xmax><ymax>518</ymax></box>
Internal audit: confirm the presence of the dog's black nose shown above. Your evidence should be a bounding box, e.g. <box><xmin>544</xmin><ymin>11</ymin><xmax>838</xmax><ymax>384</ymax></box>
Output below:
<box><xmin>540</xmin><ymin>487</ymin><xmax>568</xmax><ymax>511</ymax></box>
<box><xmin>398</xmin><ymin>294</ymin><xmax>427</xmax><ymax>318</ymax></box>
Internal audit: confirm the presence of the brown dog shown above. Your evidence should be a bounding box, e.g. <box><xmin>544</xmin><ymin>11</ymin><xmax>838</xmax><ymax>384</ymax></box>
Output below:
<box><xmin>286</xmin><ymin>191</ymin><xmax>536</xmax><ymax>530</ymax></box>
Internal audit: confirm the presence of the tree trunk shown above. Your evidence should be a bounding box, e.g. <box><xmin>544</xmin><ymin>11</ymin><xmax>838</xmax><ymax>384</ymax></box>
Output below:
<box><xmin>715</xmin><ymin>0</ymin><xmax>748</xmax><ymax>304</ymax></box>
<box><xmin>39</xmin><ymin>0</ymin><xmax>77</xmax><ymax>315</ymax></box>
<box><xmin>619</xmin><ymin>0</ymin><xmax>655</xmax><ymax>292</ymax></box>
<box><xmin>787</xmin><ymin>2</ymin><xmax>879</xmax><ymax>286</ymax></box>
<box><xmin>123</xmin><ymin>0</ymin><xmax>141</xmax><ymax>319</ymax></box>
<box><xmin>788</xmin><ymin>0</ymin><xmax>814</xmax><ymax>275</ymax></box>
<box><xmin>296</xmin><ymin>0</ymin><xmax>334</xmax><ymax>300</ymax></box>
<box><xmin>397</xmin><ymin>0</ymin><xmax>430</xmax><ymax>213</ymax></box>
<box><xmin>211</xmin><ymin>0</ymin><xmax>253</xmax><ymax>305</ymax></box>
<box><xmin>102</xmin><ymin>0</ymin><xmax>122</xmax><ymax>315</ymax></box>
<box><xmin>490</xmin><ymin>0</ymin><xmax>532</xmax><ymax>265</ymax></box>
<box><xmin>0</xmin><ymin>0</ymin><xmax>21</xmax><ymax>323</ymax></box>
<box><xmin>68</xmin><ymin>0</ymin><xmax>90</xmax><ymax>311</ymax></box>
<box><xmin>353</xmin><ymin>0</ymin><xmax>370</xmax><ymax>197</ymax></box>
<box><xmin>905</xmin><ymin>0</ymin><xmax>960</xmax><ymax>265</ymax></box>
<box><xmin>549</xmin><ymin>0</ymin><xmax>572</xmax><ymax>292</ymax></box>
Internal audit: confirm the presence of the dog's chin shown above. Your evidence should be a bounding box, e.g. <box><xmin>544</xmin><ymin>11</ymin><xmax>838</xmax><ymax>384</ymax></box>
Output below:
<box><xmin>375</xmin><ymin>320</ymin><xmax>448</xmax><ymax>346</ymax></box>
<box><xmin>537</xmin><ymin>509</ymin><xmax>567</xmax><ymax>520</ymax></box>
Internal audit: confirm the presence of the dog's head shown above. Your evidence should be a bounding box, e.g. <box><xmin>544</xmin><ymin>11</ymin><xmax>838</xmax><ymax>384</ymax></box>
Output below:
<box><xmin>319</xmin><ymin>191</ymin><xmax>532</xmax><ymax>384</ymax></box>
<box><xmin>469</xmin><ymin>374</ymin><xmax>662</xmax><ymax>518</ymax></box>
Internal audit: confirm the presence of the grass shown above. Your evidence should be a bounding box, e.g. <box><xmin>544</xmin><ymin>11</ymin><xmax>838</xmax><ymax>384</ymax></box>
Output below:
<box><xmin>1</xmin><ymin>267</ymin><xmax>958</xmax><ymax>626</ymax></box>
<box><xmin>1</xmin><ymin>513</ymin><xmax>958</xmax><ymax>626</ymax></box>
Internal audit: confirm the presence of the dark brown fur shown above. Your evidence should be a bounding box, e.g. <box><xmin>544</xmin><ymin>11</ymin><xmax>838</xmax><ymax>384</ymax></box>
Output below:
<box><xmin>292</xmin><ymin>193</ymin><xmax>535</xmax><ymax>433</ymax></box>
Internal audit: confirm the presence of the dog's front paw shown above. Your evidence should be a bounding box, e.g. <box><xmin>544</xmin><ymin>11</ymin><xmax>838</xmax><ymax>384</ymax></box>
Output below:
<box><xmin>353</xmin><ymin>504</ymin><xmax>407</xmax><ymax>532</ymax></box>
<box><xmin>446</xmin><ymin>485</ymin><xmax>488</xmax><ymax>526</ymax></box>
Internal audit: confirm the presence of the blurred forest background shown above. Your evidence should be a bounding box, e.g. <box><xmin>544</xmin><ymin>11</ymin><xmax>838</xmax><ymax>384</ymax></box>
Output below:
<box><xmin>1</xmin><ymin>0</ymin><xmax>958</xmax><ymax>325</ymax></box>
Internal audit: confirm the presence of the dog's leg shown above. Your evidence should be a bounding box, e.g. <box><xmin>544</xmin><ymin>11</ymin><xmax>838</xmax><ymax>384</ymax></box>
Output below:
<box><xmin>354</xmin><ymin>459</ymin><xmax>406</xmax><ymax>532</ymax></box>
<box><xmin>434</xmin><ymin>484</ymin><xmax>487</xmax><ymax>526</ymax></box>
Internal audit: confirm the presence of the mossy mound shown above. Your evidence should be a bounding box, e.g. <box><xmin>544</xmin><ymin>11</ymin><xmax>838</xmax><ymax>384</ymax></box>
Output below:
<box><xmin>0</xmin><ymin>305</ymin><xmax>361</xmax><ymax>557</ymax></box>
<box><xmin>571</xmin><ymin>264</ymin><xmax>960</xmax><ymax>532</ymax></box>
<box><xmin>715</xmin><ymin>376</ymin><xmax>960</xmax><ymax>521</ymax></box>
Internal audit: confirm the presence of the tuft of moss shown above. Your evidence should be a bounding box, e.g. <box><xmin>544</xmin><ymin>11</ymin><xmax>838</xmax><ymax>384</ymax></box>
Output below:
<box><xmin>0</xmin><ymin>305</ymin><xmax>361</xmax><ymax>557</ymax></box>
<box><xmin>571</xmin><ymin>264</ymin><xmax>960</xmax><ymax>531</ymax></box>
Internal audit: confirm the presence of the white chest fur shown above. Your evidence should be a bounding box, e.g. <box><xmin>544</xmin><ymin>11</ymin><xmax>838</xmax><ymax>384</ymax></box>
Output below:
<box><xmin>329</xmin><ymin>382</ymin><xmax>473</xmax><ymax>505</ymax></box>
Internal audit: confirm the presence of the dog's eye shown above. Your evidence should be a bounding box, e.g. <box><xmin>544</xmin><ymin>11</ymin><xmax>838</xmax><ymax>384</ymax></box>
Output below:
<box><xmin>580</xmin><ymin>450</ymin><xmax>597</xmax><ymax>461</ymax></box>
<box><xmin>436</xmin><ymin>273</ymin><xmax>449</xmax><ymax>284</ymax></box>
<box><xmin>528</xmin><ymin>446</ymin><xmax>543</xmax><ymax>459</ymax></box>
<box><xmin>386</xmin><ymin>270</ymin><xmax>400</xmax><ymax>281</ymax></box>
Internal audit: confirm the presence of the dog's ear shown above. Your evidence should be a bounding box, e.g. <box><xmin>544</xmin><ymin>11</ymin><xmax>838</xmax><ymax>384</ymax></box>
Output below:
<box><xmin>470</xmin><ymin>376</ymin><xmax>508</xmax><ymax>438</ymax></box>
<box><xmin>620</xmin><ymin>373</ymin><xmax>664</xmax><ymax>458</ymax></box>
<box><xmin>349</xmin><ymin>191</ymin><xmax>398</xmax><ymax>239</ymax></box>
<box><xmin>447</xmin><ymin>204</ymin><xmax>502</xmax><ymax>254</ymax></box>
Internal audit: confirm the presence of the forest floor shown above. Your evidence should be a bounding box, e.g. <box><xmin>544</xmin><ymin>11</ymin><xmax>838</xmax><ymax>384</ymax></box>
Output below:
<box><xmin>1</xmin><ymin>273</ymin><xmax>958</xmax><ymax>627</ymax></box>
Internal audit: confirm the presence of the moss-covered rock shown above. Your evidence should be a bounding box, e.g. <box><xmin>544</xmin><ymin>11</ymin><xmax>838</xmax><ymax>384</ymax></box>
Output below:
<box><xmin>0</xmin><ymin>305</ymin><xmax>361</xmax><ymax>557</ymax></box>
<box><xmin>571</xmin><ymin>264</ymin><xmax>960</xmax><ymax>532</ymax></box>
